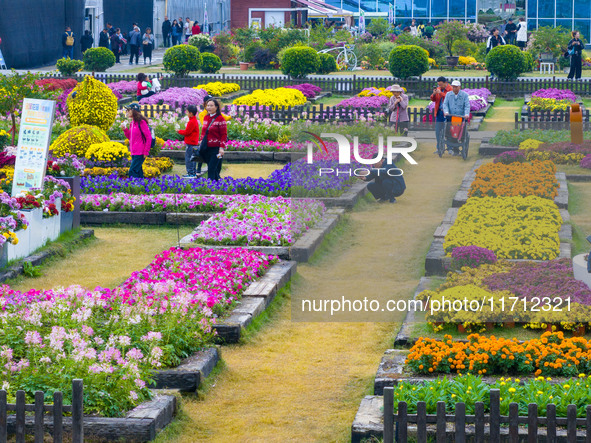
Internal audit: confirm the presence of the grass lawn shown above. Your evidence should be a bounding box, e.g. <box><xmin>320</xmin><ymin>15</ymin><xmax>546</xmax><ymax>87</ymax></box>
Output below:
<box><xmin>479</xmin><ymin>98</ymin><xmax>522</xmax><ymax>132</ymax></box>
<box><xmin>556</xmin><ymin>164</ymin><xmax>591</xmax><ymax>176</ymax></box>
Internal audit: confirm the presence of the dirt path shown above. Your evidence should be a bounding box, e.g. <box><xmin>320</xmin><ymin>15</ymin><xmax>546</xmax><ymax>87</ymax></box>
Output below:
<box><xmin>162</xmin><ymin>141</ymin><xmax>474</xmax><ymax>443</ymax></box>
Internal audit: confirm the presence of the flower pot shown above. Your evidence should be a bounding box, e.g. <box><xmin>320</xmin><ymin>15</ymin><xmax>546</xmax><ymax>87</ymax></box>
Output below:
<box><xmin>239</xmin><ymin>62</ymin><xmax>249</xmax><ymax>71</ymax></box>
<box><xmin>446</xmin><ymin>56</ymin><xmax>460</xmax><ymax>68</ymax></box>
<box><xmin>573</xmin><ymin>325</ymin><xmax>586</xmax><ymax>337</ymax></box>
<box><xmin>457</xmin><ymin>324</ymin><xmax>466</xmax><ymax>333</ymax></box>
<box><xmin>504</xmin><ymin>321</ymin><xmax>515</xmax><ymax>329</ymax></box>
<box><xmin>60</xmin><ymin>210</ymin><xmax>74</xmax><ymax>235</ymax></box>
<box><xmin>62</xmin><ymin>176</ymin><xmax>81</xmax><ymax>229</ymax></box>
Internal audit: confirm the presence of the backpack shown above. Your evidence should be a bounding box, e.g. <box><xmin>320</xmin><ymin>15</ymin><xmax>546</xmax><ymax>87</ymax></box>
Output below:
<box><xmin>65</xmin><ymin>32</ymin><xmax>74</xmax><ymax>46</ymax></box>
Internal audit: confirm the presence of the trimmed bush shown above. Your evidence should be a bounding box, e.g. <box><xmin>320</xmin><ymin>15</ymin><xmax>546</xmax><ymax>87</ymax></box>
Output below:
<box><xmin>188</xmin><ymin>34</ymin><xmax>214</xmax><ymax>52</ymax></box>
<box><xmin>82</xmin><ymin>47</ymin><xmax>116</xmax><ymax>72</ymax></box>
<box><xmin>201</xmin><ymin>53</ymin><xmax>222</xmax><ymax>73</ymax></box>
<box><xmin>56</xmin><ymin>58</ymin><xmax>84</xmax><ymax>76</ymax></box>
<box><xmin>485</xmin><ymin>45</ymin><xmax>526</xmax><ymax>80</ymax></box>
<box><xmin>163</xmin><ymin>45</ymin><xmax>202</xmax><ymax>77</ymax></box>
<box><xmin>388</xmin><ymin>45</ymin><xmax>429</xmax><ymax>79</ymax></box>
<box><xmin>280</xmin><ymin>46</ymin><xmax>319</xmax><ymax>79</ymax></box>
<box><xmin>67</xmin><ymin>75</ymin><xmax>117</xmax><ymax>131</ymax></box>
<box><xmin>50</xmin><ymin>125</ymin><xmax>110</xmax><ymax>158</ymax></box>
<box><xmin>522</xmin><ymin>51</ymin><xmax>536</xmax><ymax>72</ymax></box>
<box><xmin>316</xmin><ymin>53</ymin><xmax>337</xmax><ymax>75</ymax></box>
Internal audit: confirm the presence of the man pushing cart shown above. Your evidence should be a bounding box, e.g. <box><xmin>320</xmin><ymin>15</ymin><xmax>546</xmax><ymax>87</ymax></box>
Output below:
<box><xmin>439</xmin><ymin>80</ymin><xmax>471</xmax><ymax>160</ymax></box>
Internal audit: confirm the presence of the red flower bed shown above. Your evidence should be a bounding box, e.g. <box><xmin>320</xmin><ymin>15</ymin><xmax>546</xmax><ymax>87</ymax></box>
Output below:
<box><xmin>35</xmin><ymin>78</ymin><xmax>78</xmax><ymax>91</ymax></box>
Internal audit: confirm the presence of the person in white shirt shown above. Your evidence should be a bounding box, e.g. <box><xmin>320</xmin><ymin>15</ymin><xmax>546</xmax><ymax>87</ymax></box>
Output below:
<box><xmin>410</xmin><ymin>19</ymin><xmax>418</xmax><ymax>37</ymax></box>
<box><xmin>184</xmin><ymin>17</ymin><xmax>192</xmax><ymax>42</ymax></box>
<box><xmin>516</xmin><ymin>17</ymin><xmax>528</xmax><ymax>50</ymax></box>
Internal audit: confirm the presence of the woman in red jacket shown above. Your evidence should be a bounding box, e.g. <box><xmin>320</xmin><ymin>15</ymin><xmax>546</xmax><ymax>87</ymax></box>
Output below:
<box><xmin>123</xmin><ymin>103</ymin><xmax>152</xmax><ymax>178</ymax></box>
<box><xmin>201</xmin><ymin>99</ymin><xmax>226</xmax><ymax>181</ymax></box>
<box><xmin>178</xmin><ymin>105</ymin><xmax>200</xmax><ymax>177</ymax></box>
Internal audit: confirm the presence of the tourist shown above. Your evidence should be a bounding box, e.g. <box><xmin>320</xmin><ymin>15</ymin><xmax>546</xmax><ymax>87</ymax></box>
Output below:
<box><xmin>516</xmin><ymin>17</ymin><xmax>527</xmax><ymax>50</ymax></box>
<box><xmin>142</xmin><ymin>27</ymin><xmax>154</xmax><ymax>64</ymax></box>
<box><xmin>99</xmin><ymin>28</ymin><xmax>110</xmax><ymax>49</ymax></box>
<box><xmin>192</xmin><ymin>20</ymin><xmax>201</xmax><ymax>35</ymax></box>
<box><xmin>106</xmin><ymin>22</ymin><xmax>115</xmax><ymax>37</ymax></box>
<box><xmin>171</xmin><ymin>19</ymin><xmax>181</xmax><ymax>46</ymax></box>
<box><xmin>123</xmin><ymin>103</ymin><xmax>152</xmax><ymax>179</ymax></box>
<box><xmin>430</xmin><ymin>76</ymin><xmax>452</xmax><ymax>155</ymax></box>
<box><xmin>128</xmin><ymin>26</ymin><xmax>141</xmax><ymax>65</ymax></box>
<box><xmin>410</xmin><ymin>19</ymin><xmax>418</xmax><ymax>36</ymax></box>
<box><xmin>505</xmin><ymin>18</ymin><xmax>517</xmax><ymax>45</ymax></box>
<box><xmin>110</xmin><ymin>28</ymin><xmax>124</xmax><ymax>64</ymax></box>
<box><xmin>136</xmin><ymin>73</ymin><xmax>155</xmax><ymax>101</ymax></box>
<box><xmin>567</xmin><ymin>31</ymin><xmax>584</xmax><ymax>80</ymax></box>
<box><xmin>184</xmin><ymin>17</ymin><xmax>192</xmax><ymax>42</ymax></box>
<box><xmin>201</xmin><ymin>99</ymin><xmax>227</xmax><ymax>181</ymax></box>
<box><xmin>178</xmin><ymin>105</ymin><xmax>200</xmax><ymax>178</ymax></box>
<box><xmin>361</xmin><ymin>158</ymin><xmax>406</xmax><ymax>204</ymax></box>
<box><xmin>162</xmin><ymin>16</ymin><xmax>172</xmax><ymax>48</ymax></box>
<box><xmin>442</xmin><ymin>80</ymin><xmax>470</xmax><ymax>155</ymax></box>
<box><xmin>198</xmin><ymin>95</ymin><xmax>232</xmax><ymax>175</ymax></box>
<box><xmin>387</xmin><ymin>85</ymin><xmax>409</xmax><ymax>136</ymax></box>
<box><xmin>80</xmin><ymin>30</ymin><xmax>94</xmax><ymax>54</ymax></box>
<box><xmin>486</xmin><ymin>28</ymin><xmax>505</xmax><ymax>54</ymax></box>
<box><xmin>424</xmin><ymin>22</ymin><xmax>434</xmax><ymax>39</ymax></box>
<box><xmin>62</xmin><ymin>26</ymin><xmax>75</xmax><ymax>59</ymax></box>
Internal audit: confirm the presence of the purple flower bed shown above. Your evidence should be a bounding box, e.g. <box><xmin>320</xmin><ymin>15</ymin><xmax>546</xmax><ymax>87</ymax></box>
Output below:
<box><xmin>56</xmin><ymin>88</ymin><xmax>73</xmax><ymax>116</ymax></box>
<box><xmin>482</xmin><ymin>259</ymin><xmax>591</xmax><ymax>305</ymax></box>
<box><xmin>108</xmin><ymin>80</ymin><xmax>138</xmax><ymax>96</ymax></box>
<box><xmin>463</xmin><ymin>88</ymin><xmax>492</xmax><ymax>102</ymax></box>
<box><xmin>451</xmin><ymin>246</ymin><xmax>497</xmax><ymax>269</ymax></box>
<box><xmin>285</xmin><ymin>84</ymin><xmax>322</xmax><ymax>98</ymax></box>
<box><xmin>538</xmin><ymin>141</ymin><xmax>591</xmax><ymax>155</ymax></box>
<box><xmin>337</xmin><ymin>95</ymin><xmax>389</xmax><ymax>108</ymax></box>
<box><xmin>494</xmin><ymin>151</ymin><xmax>527</xmax><ymax>164</ymax></box>
<box><xmin>581</xmin><ymin>154</ymin><xmax>591</xmax><ymax>169</ymax></box>
<box><xmin>532</xmin><ymin>88</ymin><xmax>576</xmax><ymax>102</ymax></box>
<box><xmin>139</xmin><ymin>87</ymin><xmax>208</xmax><ymax>107</ymax></box>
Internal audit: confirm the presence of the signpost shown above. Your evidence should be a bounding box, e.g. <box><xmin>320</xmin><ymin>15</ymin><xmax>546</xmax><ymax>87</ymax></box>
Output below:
<box><xmin>11</xmin><ymin>98</ymin><xmax>56</xmax><ymax>196</ymax></box>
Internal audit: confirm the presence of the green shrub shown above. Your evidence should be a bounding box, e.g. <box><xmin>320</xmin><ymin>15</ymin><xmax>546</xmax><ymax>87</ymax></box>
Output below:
<box><xmin>367</xmin><ymin>18</ymin><xmax>391</xmax><ymax>36</ymax></box>
<box><xmin>280</xmin><ymin>46</ymin><xmax>319</xmax><ymax>79</ymax></box>
<box><xmin>489</xmin><ymin>129</ymin><xmax>591</xmax><ymax>146</ymax></box>
<box><xmin>316</xmin><ymin>53</ymin><xmax>337</xmax><ymax>74</ymax></box>
<box><xmin>201</xmin><ymin>53</ymin><xmax>222</xmax><ymax>73</ymax></box>
<box><xmin>188</xmin><ymin>34</ymin><xmax>214</xmax><ymax>52</ymax></box>
<box><xmin>244</xmin><ymin>41</ymin><xmax>263</xmax><ymax>62</ymax></box>
<box><xmin>389</xmin><ymin>45</ymin><xmax>429</xmax><ymax>79</ymax></box>
<box><xmin>82</xmin><ymin>47</ymin><xmax>115</xmax><ymax>72</ymax></box>
<box><xmin>452</xmin><ymin>39</ymin><xmax>479</xmax><ymax>57</ymax></box>
<box><xmin>474</xmin><ymin>43</ymin><xmax>487</xmax><ymax>62</ymax></box>
<box><xmin>356</xmin><ymin>43</ymin><xmax>382</xmax><ymax>68</ymax></box>
<box><xmin>394</xmin><ymin>33</ymin><xmax>446</xmax><ymax>59</ymax></box>
<box><xmin>485</xmin><ymin>45</ymin><xmax>526</xmax><ymax>80</ymax></box>
<box><xmin>522</xmin><ymin>51</ymin><xmax>536</xmax><ymax>72</ymax></box>
<box><xmin>163</xmin><ymin>45</ymin><xmax>202</xmax><ymax>76</ymax></box>
<box><xmin>56</xmin><ymin>58</ymin><xmax>84</xmax><ymax>76</ymax></box>
<box><xmin>377</xmin><ymin>41</ymin><xmax>396</xmax><ymax>59</ymax></box>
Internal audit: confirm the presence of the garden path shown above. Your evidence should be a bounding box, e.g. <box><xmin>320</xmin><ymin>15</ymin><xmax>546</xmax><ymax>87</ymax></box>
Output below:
<box><xmin>164</xmin><ymin>141</ymin><xmax>475</xmax><ymax>442</ymax></box>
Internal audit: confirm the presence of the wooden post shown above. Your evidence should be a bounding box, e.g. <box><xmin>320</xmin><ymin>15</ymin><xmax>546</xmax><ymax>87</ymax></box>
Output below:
<box><xmin>455</xmin><ymin>402</ymin><xmax>466</xmax><ymax>443</ymax></box>
<box><xmin>509</xmin><ymin>402</ymin><xmax>519</xmax><ymax>442</ymax></box>
<box><xmin>383</xmin><ymin>387</ymin><xmax>394</xmax><ymax>443</ymax></box>
<box><xmin>34</xmin><ymin>391</ymin><xmax>44</xmax><ymax>443</ymax></box>
<box><xmin>489</xmin><ymin>389</ymin><xmax>501</xmax><ymax>443</ymax></box>
<box><xmin>567</xmin><ymin>404</ymin><xmax>577</xmax><ymax>441</ymax></box>
<box><xmin>15</xmin><ymin>390</ymin><xmax>25</xmax><ymax>443</ymax></box>
<box><xmin>53</xmin><ymin>391</ymin><xmax>63</xmax><ymax>443</ymax></box>
<box><xmin>547</xmin><ymin>404</ymin><xmax>557</xmax><ymax>441</ymax></box>
<box><xmin>398</xmin><ymin>401</ymin><xmax>408</xmax><ymax>443</ymax></box>
<box><xmin>436</xmin><ymin>401</ymin><xmax>446</xmax><ymax>442</ymax></box>
<box><xmin>475</xmin><ymin>402</ymin><xmax>484</xmax><ymax>443</ymax></box>
<box><xmin>0</xmin><ymin>390</ymin><xmax>6</xmax><ymax>443</ymax></box>
<box><xmin>527</xmin><ymin>403</ymin><xmax>537</xmax><ymax>443</ymax></box>
<box><xmin>417</xmin><ymin>401</ymin><xmax>427</xmax><ymax>443</ymax></box>
<box><xmin>72</xmin><ymin>379</ymin><xmax>83</xmax><ymax>443</ymax></box>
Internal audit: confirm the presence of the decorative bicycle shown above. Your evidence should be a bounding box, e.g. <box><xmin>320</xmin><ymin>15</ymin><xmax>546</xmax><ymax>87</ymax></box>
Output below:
<box><xmin>318</xmin><ymin>43</ymin><xmax>357</xmax><ymax>71</ymax></box>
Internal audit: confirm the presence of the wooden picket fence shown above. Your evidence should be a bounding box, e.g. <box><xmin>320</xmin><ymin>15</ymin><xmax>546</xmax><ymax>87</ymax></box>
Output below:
<box><xmin>0</xmin><ymin>379</ymin><xmax>83</xmax><ymax>443</ymax></box>
<box><xmin>515</xmin><ymin>108</ymin><xmax>591</xmax><ymax>130</ymax></box>
<box><xmin>41</xmin><ymin>72</ymin><xmax>591</xmax><ymax>98</ymax></box>
<box><xmin>383</xmin><ymin>388</ymin><xmax>590</xmax><ymax>443</ymax></box>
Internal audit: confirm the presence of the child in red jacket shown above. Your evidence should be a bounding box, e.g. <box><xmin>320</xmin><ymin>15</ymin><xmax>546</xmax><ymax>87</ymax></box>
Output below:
<box><xmin>178</xmin><ymin>105</ymin><xmax>200</xmax><ymax>177</ymax></box>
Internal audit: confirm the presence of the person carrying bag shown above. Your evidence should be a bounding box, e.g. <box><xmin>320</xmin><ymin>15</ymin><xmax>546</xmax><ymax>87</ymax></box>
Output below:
<box><xmin>192</xmin><ymin>98</ymin><xmax>226</xmax><ymax>181</ymax></box>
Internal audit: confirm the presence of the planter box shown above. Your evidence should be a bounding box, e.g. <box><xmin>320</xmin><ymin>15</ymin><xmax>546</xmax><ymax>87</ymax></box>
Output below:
<box><xmin>25</xmin><ymin>207</ymin><xmax>45</xmax><ymax>253</ymax></box>
<box><xmin>63</xmin><ymin>176</ymin><xmax>81</xmax><ymax>229</ymax></box>
<box><xmin>60</xmin><ymin>210</ymin><xmax>74</xmax><ymax>234</ymax></box>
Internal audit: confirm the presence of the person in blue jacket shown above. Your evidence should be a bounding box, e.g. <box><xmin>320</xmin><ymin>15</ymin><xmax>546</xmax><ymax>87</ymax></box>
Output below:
<box><xmin>361</xmin><ymin>158</ymin><xmax>406</xmax><ymax>203</ymax></box>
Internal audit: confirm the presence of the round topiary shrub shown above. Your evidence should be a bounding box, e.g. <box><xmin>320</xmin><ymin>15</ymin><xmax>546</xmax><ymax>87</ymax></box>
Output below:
<box><xmin>485</xmin><ymin>45</ymin><xmax>526</xmax><ymax>80</ymax></box>
<box><xmin>281</xmin><ymin>46</ymin><xmax>319</xmax><ymax>79</ymax></box>
<box><xmin>82</xmin><ymin>47</ymin><xmax>116</xmax><ymax>72</ymax></box>
<box><xmin>67</xmin><ymin>75</ymin><xmax>117</xmax><ymax>131</ymax></box>
<box><xmin>56</xmin><ymin>58</ymin><xmax>84</xmax><ymax>76</ymax></box>
<box><xmin>50</xmin><ymin>125</ymin><xmax>110</xmax><ymax>158</ymax></box>
<box><xmin>163</xmin><ymin>45</ymin><xmax>203</xmax><ymax>77</ymax></box>
<box><xmin>316</xmin><ymin>53</ymin><xmax>337</xmax><ymax>75</ymax></box>
<box><xmin>201</xmin><ymin>53</ymin><xmax>222</xmax><ymax>73</ymax></box>
<box><xmin>388</xmin><ymin>45</ymin><xmax>429</xmax><ymax>79</ymax></box>
<box><xmin>188</xmin><ymin>34</ymin><xmax>214</xmax><ymax>52</ymax></box>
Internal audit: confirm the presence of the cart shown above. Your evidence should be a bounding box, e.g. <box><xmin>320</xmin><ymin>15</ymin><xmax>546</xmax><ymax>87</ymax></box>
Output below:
<box><xmin>437</xmin><ymin>115</ymin><xmax>470</xmax><ymax>160</ymax></box>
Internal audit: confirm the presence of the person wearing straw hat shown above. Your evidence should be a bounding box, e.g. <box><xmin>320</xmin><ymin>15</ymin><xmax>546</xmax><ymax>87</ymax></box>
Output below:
<box><xmin>387</xmin><ymin>84</ymin><xmax>409</xmax><ymax>136</ymax></box>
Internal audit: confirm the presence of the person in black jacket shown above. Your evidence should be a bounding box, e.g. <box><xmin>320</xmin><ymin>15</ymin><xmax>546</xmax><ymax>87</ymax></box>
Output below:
<box><xmin>568</xmin><ymin>30</ymin><xmax>584</xmax><ymax>80</ymax></box>
<box><xmin>162</xmin><ymin>16</ymin><xmax>172</xmax><ymax>47</ymax></box>
<box><xmin>361</xmin><ymin>158</ymin><xmax>406</xmax><ymax>203</ymax></box>
<box><xmin>504</xmin><ymin>18</ymin><xmax>517</xmax><ymax>45</ymax></box>
<box><xmin>486</xmin><ymin>29</ymin><xmax>505</xmax><ymax>54</ymax></box>
<box><xmin>110</xmin><ymin>28</ymin><xmax>123</xmax><ymax>64</ymax></box>
<box><xmin>99</xmin><ymin>29</ymin><xmax>110</xmax><ymax>49</ymax></box>
<box><xmin>80</xmin><ymin>30</ymin><xmax>94</xmax><ymax>54</ymax></box>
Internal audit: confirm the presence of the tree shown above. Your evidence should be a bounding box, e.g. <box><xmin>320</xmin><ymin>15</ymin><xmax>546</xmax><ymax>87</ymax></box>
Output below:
<box><xmin>528</xmin><ymin>26</ymin><xmax>573</xmax><ymax>59</ymax></box>
<box><xmin>435</xmin><ymin>20</ymin><xmax>469</xmax><ymax>57</ymax></box>
<box><xmin>367</xmin><ymin>18</ymin><xmax>391</xmax><ymax>37</ymax></box>
<box><xmin>0</xmin><ymin>70</ymin><xmax>42</xmax><ymax>145</ymax></box>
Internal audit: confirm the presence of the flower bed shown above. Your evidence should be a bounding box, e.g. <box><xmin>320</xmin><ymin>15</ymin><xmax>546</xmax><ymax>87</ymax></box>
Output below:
<box><xmin>107</xmin><ymin>80</ymin><xmax>138</xmax><ymax>96</ymax></box>
<box><xmin>284</xmin><ymin>84</ymin><xmax>321</xmax><ymax>99</ymax></box>
<box><xmin>468</xmin><ymin>161</ymin><xmax>558</xmax><ymax>199</ymax></box>
<box><xmin>81</xmin><ymin>193</ymin><xmax>241</xmax><ymax>212</ymax></box>
<box><xmin>35</xmin><ymin>78</ymin><xmax>78</xmax><ymax>92</ymax></box>
<box><xmin>192</xmin><ymin>196</ymin><xmax>325</xmax><ymax>246</ymax></box>
<box><xmin>0</xmin><ymin>247</ymin><xmax>276</xmax><ymax>416</ymax></box>
<box><xmin>528</xmin><ymin>97</ymin><xmax>571</xmax><ymax>111</ymax></box>
<box><xmin>532</xmin><ymin>88</ymin><xmax>576</xmax><ymax>103</ymax></box>
<box><xmin>227</xmin><ymin>116</ymin><xmax>291</xmax><ymax>142</ymax></box>
<box><xmin>337</xmin><ymin>95</ymin><xmax>389</xmax><ymax>109</ymax></box>
<box><xmin>232</xmin><ymin>87</ymin><xmax>306</xmax><ymax>108</ymax></box>
<box><xmin>489</xmin><ymin>129</ymin><xmax>591</xmax><ymax>147</ymax></box>
<box><xmin>196</xmin><ymin>82</ymin><xmax>240</xmax><ymax>96</ymax></box>
<box><xmin>391</xmin><ymin>374</ymin><xmax>591</xmax><ymax>417</ymax></box>
<box><xmin>519</xmin><ymin>139</ymin><xmax>591</xmax><ymax>165</ymax></box>
<box><xmin>443</xmin><ymin>195</ymin><xmax>562</xmax><ymax>260</ymax></box>
<box><xmin>406</xmin><ymin>332</ymin><xmax>591</xmax><ymax>377</ymax></box>
<box><xmin>138</xmin><ymin>87</ymin><xmax>208</xmax><ymax>107</ymax></box>
<box><xmin>224</xmin><ymin>140</ymin><xmax>294</xmax><ymax>152</ymax></box>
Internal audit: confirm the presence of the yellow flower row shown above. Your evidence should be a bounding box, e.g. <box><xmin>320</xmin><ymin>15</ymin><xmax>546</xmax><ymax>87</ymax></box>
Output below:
<box><xmin>85</xmin><ymin>142</ymin><xmax>131</xmax><ymax>163</ymax></box>
<box><xmin>233</xmin><ymin>87</ymin><xmax>306</xmax><ymax>109</ymax></box>
<box><xmin>195</xmin><ymin>82</ymin><xmax>240</xmax><ymax>96</ymax></box>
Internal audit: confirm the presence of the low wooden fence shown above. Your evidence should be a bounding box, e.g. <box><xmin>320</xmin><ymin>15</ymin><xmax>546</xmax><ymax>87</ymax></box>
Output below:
<box><xmin>42</xmin><ymin>72</ymin><xmax>591</xmax><ymax>98</ymax></box>
<box><xmin>383</xmin><ymin>387</ymin><xmax>589</xmax><ymax>443</ymax></box>
<box><xmin>0</xmin><ymin>379</ymin><xmax>83</xmax><ymax>443</ymax></box>
<box><xmin>515</xmin><ymin>108</ymin><xmax>591</xmax><ymax>130</ymax></box>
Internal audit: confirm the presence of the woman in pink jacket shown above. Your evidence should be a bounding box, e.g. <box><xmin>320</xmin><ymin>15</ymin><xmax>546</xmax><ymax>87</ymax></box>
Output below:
<box><xmin>123</xmin><ymin>103</ymin><xmax>152</xmax><ymax>178</ymax></box>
